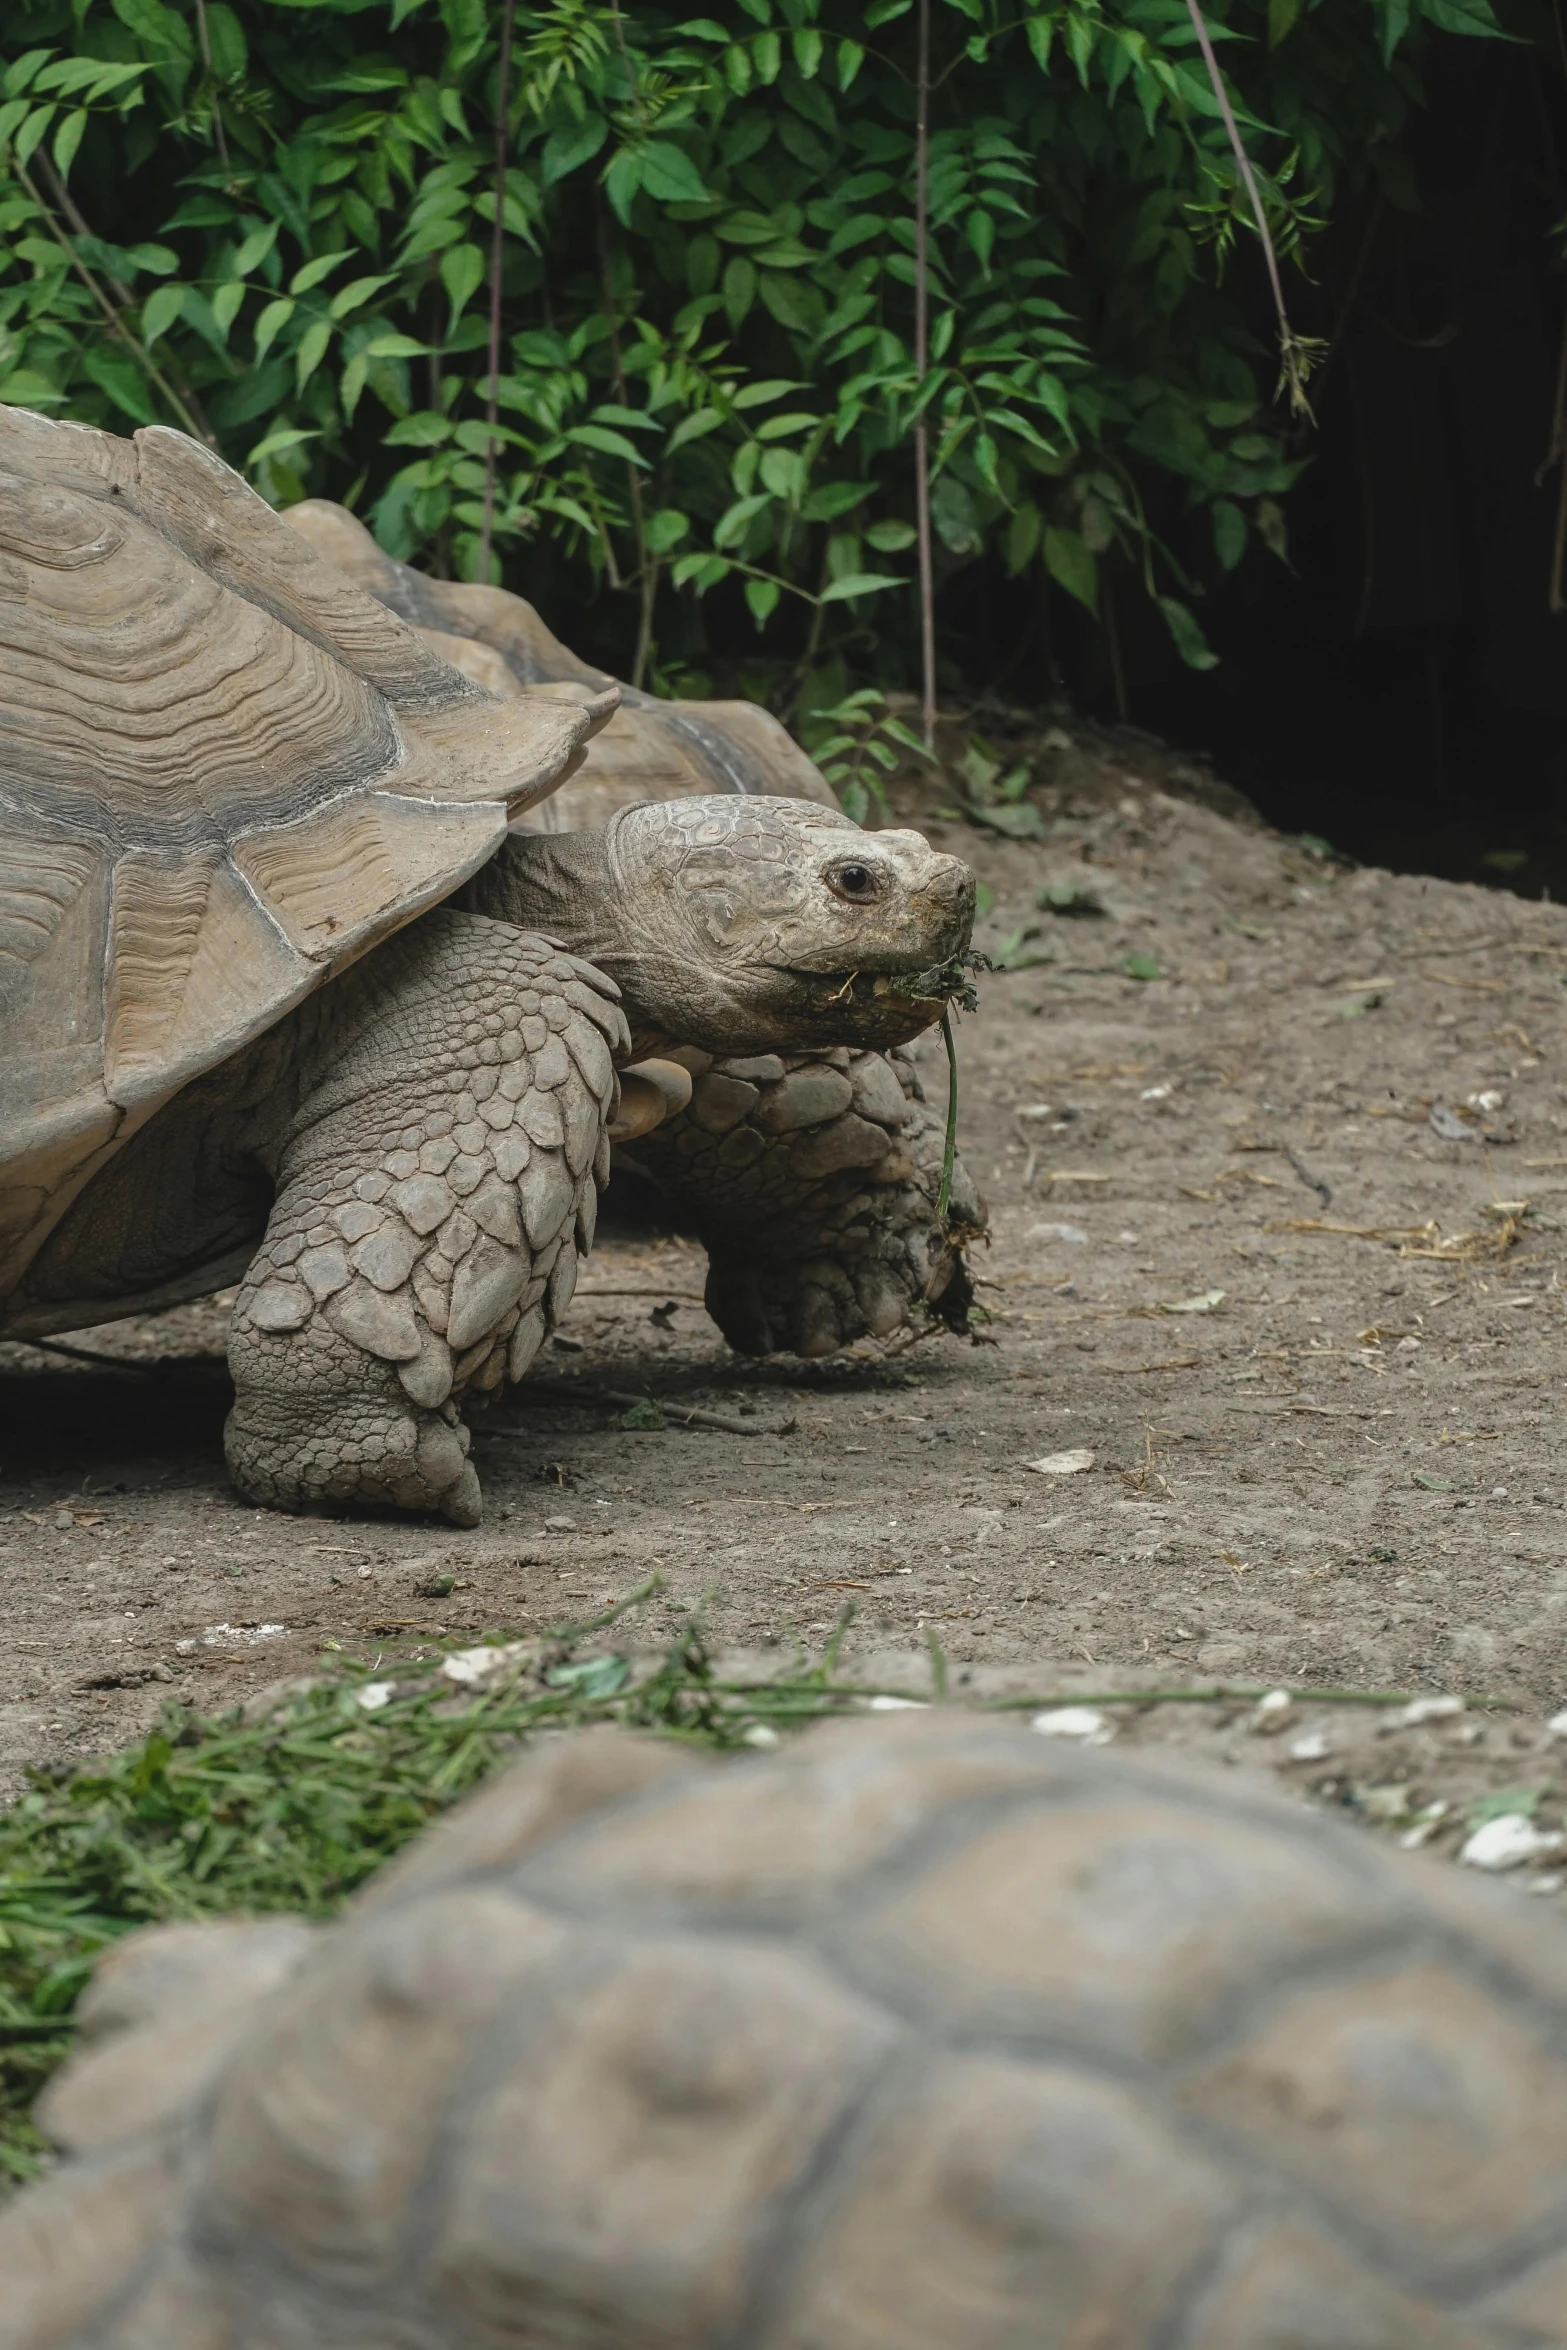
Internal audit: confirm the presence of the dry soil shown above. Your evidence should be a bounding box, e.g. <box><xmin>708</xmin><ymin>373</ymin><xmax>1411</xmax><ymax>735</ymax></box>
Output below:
<box><xmin>7</xmin><ymin>726</ymin><xmax>1567</xmax><ymax>1881</ymax></box>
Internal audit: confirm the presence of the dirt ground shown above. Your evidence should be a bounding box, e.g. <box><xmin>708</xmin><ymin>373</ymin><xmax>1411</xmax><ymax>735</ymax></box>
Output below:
<box><xmin>8</xmin><ymin>725</ymin><xmax>1567</xmax><ymax>1884</ymax></box>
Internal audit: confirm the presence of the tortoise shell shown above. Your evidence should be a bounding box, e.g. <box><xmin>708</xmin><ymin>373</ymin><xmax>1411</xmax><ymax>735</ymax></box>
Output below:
<box><xmin>8</xmin><ymin>1713</ymin><xmax>1567</xmax><ymax>2345</ymax></box>
<box><xmin>279</xmin><ymin>498</ymin><xmax>838</xmax><ymax>833</ymax></box>
<box><xmin>0</xmin><ymin>407</ymin><xmax>610</xmax><ymax>1309</ymax></box>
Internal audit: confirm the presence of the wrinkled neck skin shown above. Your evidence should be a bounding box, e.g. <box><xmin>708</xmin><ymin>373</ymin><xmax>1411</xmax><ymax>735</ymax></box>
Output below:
<box><xmin>468</xmin><ymin>824</ymin><xmax>678</xmax><ymax>1057</ymax></box>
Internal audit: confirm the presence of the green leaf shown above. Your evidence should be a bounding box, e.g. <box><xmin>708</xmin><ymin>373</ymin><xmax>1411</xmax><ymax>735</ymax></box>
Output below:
<box><xmin>211</xmin><ymin>279</ymin><xmax>246</xmax><ymax>338</ymax></box>
<box><xmin>838</xmin><ymin>36</ymin><xmax>865</xmax><ymax>87</ymax></box>
<box><xmin>637</xmin><ymin>140</ymin><xmax>709</xmax><ymax>204</ymax></box>
<box><xmin>1044</xmin><ymin>525</ymin><xmax>1097</xmax><ymax>613</ymax></box>
<box><xmin>665</xmin><ymin>408</ymin><xmax>725</xmax><ymax>453</ymax></box>
<box><xmin>1123</xmin><ymin>952</ymin><xmax>1162</xmax><ymax>981</ymax></box>
<box><xmin>722</xmin><ymin>255</ymin><xmax>756</xmax><ymax>331</ymax></box>
<box><xmin>865</xmin><ymin>518</ymin><xmax>916</xmax><ymax>550</ymax></box>
<box><xmin>731</xmin><ymin>378</ymin><xmax>803</xmax><ymax>409</ymax></box>
<box><xmin>1157</xmin><ymin>595</ymin><xmax>1219</xmax><ymax>670</ymax></box>
<box><xmin>248</xmin><ymin>425</ymin><xmax>318</xmax><ymax>467</ymax></box>
<box><xmin>330</xmin><ymin>275</ymin><xmax>395</xmax><ymax>320</ymax></box>
<box><xmin>745</xmin><ymin>574</ymin><xmax>781</xmax><ymax>626</ymax></box>
<box><xmin>542</xmin><ymin>116</ymin><xmax>607</xmax><ymax>184</ymax></box>
<box><xmin>290</xmin><ymin>250</ymin><xmax>352</xmax><ymax>296</ymax></box>
<box><xmin>1268</xmin><ymin>0</ymin><xmax>1304</xmax><ymax>42</ymax></box>
<box><xmin>79</xmin><ymin>346</ymin><xmax>157</xmax><ymax>425</ymax></box>
<box><xmin>1418</xmin><ymin>0</ymin><xmax>1514</xmax><ymax>34</ymax></box>
<box><xmin>141</xmin><ymin>282</ymin><xmax>184</xmax><ymax>343</ymax></box>
<box><xmin>204</xmin><ymin>4</ymin><xmax>247</xmax><ymax>79</ymax></box>
<box><xmin>233</xmin><ymin>221</ymin><xmax>280</xmax><ymax>277</ymax></box>
<box><xmin>568</xmin><ymin>423</ymin><xmax>652</xmax><ymax>466</ymax></box>
<box><xmin>802</xmin><ymin>481</ymin><xmax>873</xmax><ymax>521</ymax></box>
<box><xmin>51</xmin><ymin>108</ymin><xmax>86</xmax><ymax>183</ymax></box>
<box><xmin>819</xmin><ymin>572</ymin><xmax>903</xmax><ymax>603</ymax></box>
<box><xmin>792</xmin><ymin>27</ymin><xmax>823</xmax><ymax>77</ymax></box>
<box><xmin>253</xmin><ymin>297</ymin><xmax>295</xmax><ymax>360</ymax></box>
<box><xmin>295</xmin><ymin>315</ymin><xmax>332</xmax><ymax>393</ymax></box>
<box><xmin>1212</xmin><ymin>499</ymin><xmax>1247</xmax><ymax>571</ymax></box>
<box><xmin>14</xmin><ymin>105</ymin><xmax>57</xmax><ymax>170</ymax></box>
<box><xmin>440</xmin><ymin>241</ymin><xmax>485</xmax><ymax>323</ymax></box>
<box><xmin>645</xmin><ymin>508</ymin><xmax>690</xmax><ymax>553</ymax></box>
<box><xmin>4</xmin><ymin>51</ymin><xmax>53</xmax><ymax>100</ymax></box>
<box><xmin>385</xmin><ymin>410</ymin><xmax>453</xmax><ymax>447</ymax></box>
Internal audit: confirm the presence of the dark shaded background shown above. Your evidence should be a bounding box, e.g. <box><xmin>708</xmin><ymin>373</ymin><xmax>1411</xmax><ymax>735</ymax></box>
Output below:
<box><xmin>950</xmin><ymin>36</ymin><xmax>1567</xmax><ymax>896</ymax></box>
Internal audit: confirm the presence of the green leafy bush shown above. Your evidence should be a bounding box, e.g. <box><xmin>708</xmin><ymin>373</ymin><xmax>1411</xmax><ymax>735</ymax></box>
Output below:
<box><xmin>0</xmin><ymin>0</ymin><xmax>1512</xmax><ymax>701</ymax></box>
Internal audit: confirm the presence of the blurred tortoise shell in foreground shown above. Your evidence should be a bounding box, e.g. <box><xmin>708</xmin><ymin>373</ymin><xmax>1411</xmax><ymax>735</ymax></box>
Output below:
<box><xmin>6</xmin><ymin>1713</ymin><xmax>1567</xmax><ymax>2347</ymax></box>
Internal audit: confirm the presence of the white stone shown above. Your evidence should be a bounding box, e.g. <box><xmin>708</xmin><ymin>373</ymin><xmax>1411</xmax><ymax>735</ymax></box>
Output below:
<box><xmin>1461</xmin><ymin>1815</ymin><xmax>1565</xmax><ymax>1870</ymax></box>
<box><xmin>1030</xmin><ymin>1706</ymin><xmax>1113</xmax><ymax>1744</ymax></box>
<box><xmin>1394</xmin><ymin>1695</ymin><xmax>1464</xmax><ymax>1728</ymax></box>
<box><xmin>1025</xmin><ymin>1448</ymin><xmax>1095</xmax><ymax>1476</ymax></box>
<box><xmin>442</xmin><ymin>1639</ymin><xmax>531</xmax><ymax>1688</ymax></box>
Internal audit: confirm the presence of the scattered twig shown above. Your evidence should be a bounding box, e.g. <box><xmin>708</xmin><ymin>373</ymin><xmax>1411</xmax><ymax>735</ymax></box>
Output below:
<box><xmin>1181</xmin><ymin>0</ymin><xmax>1324</xmax><ymax>417</ymax></box>
<box><xmin>487</xmin><ymin>1385</ymin><xmax>796</xmax><ymax>1436</ymax></box>
<box><xmin>1283</xmin><ymin>1145</ymin><xmax>1332</xmax><ymax>1208</ymax></box>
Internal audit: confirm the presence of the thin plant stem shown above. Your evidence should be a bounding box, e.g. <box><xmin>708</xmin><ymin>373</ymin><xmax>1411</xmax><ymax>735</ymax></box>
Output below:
<box><xmin>191</xmin><ymin>0</ymin><xmax>230</xmax><ymax>167</ymax></box>
<box><xmin>1182</xmin><ymin>0</ymin><xmax>1320</xmax><ymax>418</ymax></box>
<box><xmin>937</xmin><ymin>1005</ymin><xmax>958</xmax><ymax>1219</ymax></box>
<box><xmin>17</xmin><ymin>164</ymin><xmax>211</xmax><ymax>444</ymax></box>
<box><xmin>913</xmin><ymin>0</ymin><xmax>937</xmax><ymax>749</ymax></box>
<box><xmin>479</xmin><ymin>0</ymin><xmax>517</xmax><ymax>586</ymax></box>
<box><xmin>595</xmin><ymin>195</ymin><xmax>652</xmax><ymax>682</ymax></box>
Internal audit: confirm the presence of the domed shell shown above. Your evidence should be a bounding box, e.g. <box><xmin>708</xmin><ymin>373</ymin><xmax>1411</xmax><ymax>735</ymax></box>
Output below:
<box><xmin>0</xmin><ymin>407</ymin><xmax>613</xmax><ymax>1308</ymax></box>
<box><xmin>279</xmin><ymin>497</ymin><xmax>839</xmax><ymax>833</ymax></box>
<box><xmin>10</xmin><ymin>1715</ymin><xmax>1567</xmax><ymax>2347</ymax></box>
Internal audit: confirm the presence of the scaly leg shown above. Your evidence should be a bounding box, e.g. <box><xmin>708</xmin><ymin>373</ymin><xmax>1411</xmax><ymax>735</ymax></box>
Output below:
<box><xmin>225</xmin><ymin>911</ymin><xmax>623</xmax><ymax>1524</ymax></box>
<box><xmin>622</xmin><ymin>1045</ymin><xmax>985</xmax><ymax>1359</ymax></box>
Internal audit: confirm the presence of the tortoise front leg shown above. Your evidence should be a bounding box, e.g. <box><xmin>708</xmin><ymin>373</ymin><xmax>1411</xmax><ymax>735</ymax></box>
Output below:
<box><xmin>224</xmin><ymin>911</ymin><xmax>622</xmax><ymax>1525</ymax></box>
<box><xmin>622</xmin><ymin>1046</ymin><xmax>985</xmax><ymax>1359</ymax></box>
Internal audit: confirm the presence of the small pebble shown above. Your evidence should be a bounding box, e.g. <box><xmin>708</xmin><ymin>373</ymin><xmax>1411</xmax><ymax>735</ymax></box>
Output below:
<box><xmin>357</xmin><ymin>1682</ymin><xmax>394</xmax><ymax>1713</ymax></box>
<box><xmin>1394</xmin><ymin>1695</ymin><xmax>1464</xmax><ymax>1728</ymax></box>
<box><xmin>1030</xmin><ymin>1705</ymin><xmax>1113</xmax><ymax>1744</ymax></box>
<box><xmin>544</xmin><ymin>1516</ymin><xmax>576</xmax><ymax>1532</ymax></box>
<box><xmin>1288</xmin><ymin>1729</ymin><xmax>1331</xmax><ymax>1763</ymax></box>
<box><xmin>1025</xmin><ymin>1449</ymin><xmax>1095</xmax><ymax>1477</ymax></box>
<box><xmin>1460</xmin><ymin>1815</ymin><xmax>1565</xmax><ymax>1871</ymax></box>
<box><xmin>865</xmin><ymin>1694</ymin><xmax>929</xmax><ymax>1712</ymax></box>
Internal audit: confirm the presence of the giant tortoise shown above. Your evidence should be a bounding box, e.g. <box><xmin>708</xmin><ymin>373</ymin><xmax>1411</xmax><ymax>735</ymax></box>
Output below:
<box><xmin>0</xmin><ymin>408</ymin><xmax>975</xmax><ymax>1523</ymax></box>
<box><xmin>4</xmin><ymin>1712</ymin><xmax>1567</xmax><ymax>2346</ymax></box>
<box><xmin>279</xmin><ymin>499</ymin><xmax>986</xmax><ymax>1366</ymax></box>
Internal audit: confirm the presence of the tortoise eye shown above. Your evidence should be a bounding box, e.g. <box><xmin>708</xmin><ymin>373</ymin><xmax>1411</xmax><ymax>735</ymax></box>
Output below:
<box><xmin>830</xmin><ymin>861</ymin><xmax>878</xmax><ymax>902</ymax></box>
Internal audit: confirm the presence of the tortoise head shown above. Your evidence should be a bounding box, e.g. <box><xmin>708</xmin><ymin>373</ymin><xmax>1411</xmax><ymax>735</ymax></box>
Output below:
<box><xmin>495</xmin><ymin>795</ymin><xmax>976</xmax><ymax>1055</ymax></box>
